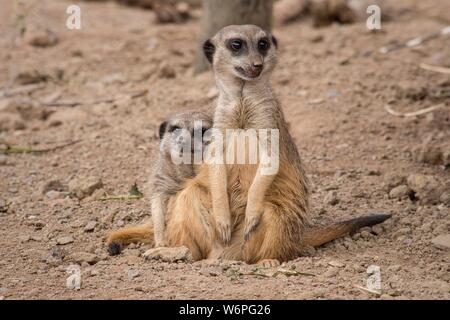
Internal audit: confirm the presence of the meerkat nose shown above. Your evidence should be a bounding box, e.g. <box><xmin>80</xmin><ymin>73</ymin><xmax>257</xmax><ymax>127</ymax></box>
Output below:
<box><xmin>252</xmin><ymin>62</ymin><xmax>263</xmax><ymax>69</ymax></box>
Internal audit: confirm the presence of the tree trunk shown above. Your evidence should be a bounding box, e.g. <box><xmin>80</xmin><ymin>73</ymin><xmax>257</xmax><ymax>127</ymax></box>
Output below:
<box><xmin>194</xmin><ymin>0</ymin><xmax>273</xmax><ymax>74</ymax></box>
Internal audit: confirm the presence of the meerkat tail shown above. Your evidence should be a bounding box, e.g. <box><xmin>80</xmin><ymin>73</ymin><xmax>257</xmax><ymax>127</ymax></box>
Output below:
<box><xmin>106</xmin><ymin>222</ymin><xmax>154</xmax><ymax>256</ymax></box>
<box><xmin>303</xmin><ymin>213</ymin><xmax>392</xmax><ymax>247</ymax></box>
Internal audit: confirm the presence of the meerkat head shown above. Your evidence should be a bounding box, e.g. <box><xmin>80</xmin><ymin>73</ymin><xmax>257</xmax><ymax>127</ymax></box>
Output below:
<box><xmin>158</xmin><ymin>111</ymin><xmax>213</xmax><ymax>160</ymax></box>
<box><xmin>203</xmin><ymin>25</ymin><xmax>278</xmax><ymax>82</ymax></box>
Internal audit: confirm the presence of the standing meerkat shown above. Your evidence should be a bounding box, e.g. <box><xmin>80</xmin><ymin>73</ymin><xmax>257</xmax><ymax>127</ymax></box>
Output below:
<box><xmin>107</xmin><ymin>25</ymin><xmax>390</xmax><ymax>264</ymax></box>
<box><xmin>107</xmin><ymin>111</ymin><xmax>212</xmax><ymax>255</ymax></box>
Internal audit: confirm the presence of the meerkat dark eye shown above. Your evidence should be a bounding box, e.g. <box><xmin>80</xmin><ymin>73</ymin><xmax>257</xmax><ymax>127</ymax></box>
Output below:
<box><xmin>258</xmin><ymin>38</ymin><xmax>270</xmax><ymax>52</ymax></box>
<box><xmin>229</xmin><ymin>39</ymin><xmax>243</xmax><ymax>52</ymax></box>
<box><xmin>168</xmin><ymin>125</ymin><xmax>180</xmax><ymax>133</ymax></box>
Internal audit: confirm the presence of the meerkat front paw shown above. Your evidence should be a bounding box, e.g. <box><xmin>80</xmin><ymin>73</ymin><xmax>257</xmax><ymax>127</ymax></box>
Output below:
<box><xmin>244</xmin><ymin>215</ymin><xmax>261</xmax><ymax>241</ymax></box>
<box><xmin>154</xmin><ymin>239</ymin><xmax>168</xmax><ymax>248</ymax></box>
<box><xmin>244</xmin><ymin>206</ymin><xmax>263</xmax><ymax>241</ymax></box>
<box><xmin>215</xmin><ymin>215</ymin><xmax>232</xmax><ymax>245</ymax></box>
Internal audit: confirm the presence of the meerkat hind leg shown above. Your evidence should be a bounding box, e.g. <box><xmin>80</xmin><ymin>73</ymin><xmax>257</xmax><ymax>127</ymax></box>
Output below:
<box><xmin>257</xmin><ymin>259</ymin><xmax>281</xmax><ymax>268</ymax></box>
<box><xmin>151</xmin><ymin>194</ymin><xmax>168</xmax><ymax>247</ymax></box>
<box><xmin>209</xmin><ymin>164</ymin><xmax>232</xmax><ymax>245</ymax></box>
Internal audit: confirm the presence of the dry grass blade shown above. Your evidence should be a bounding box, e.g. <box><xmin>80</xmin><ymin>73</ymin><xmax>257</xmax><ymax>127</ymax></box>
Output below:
<box><xmin>354</xmin><ymin>285</ymin><xmax>381</xmax><ymax>296</ymax></box>
<box><xmin>98</xmin><ymin>183</ymin><xmax>144</xmax><ymax>201</ymax></box>
<box><xmin>0</xmin><ymin>83</ymin><xmax>45</xmax><ymax>98</ymax></box>
<box><xmin>272</xmin><ymin>268</ymin><xmax>316</xmax><ymax>277</ymax></box>
<box><xmin>384</xmin><ymin>103</ymin><xmax>446</xmax><ymax>117</ymax></box>
<box><xmin>419</xmin><ymin>63</ymin><xmax>450</xmax><ymax>75</ymax></box>
<box><xmin>0</xmin><ymin>140</ymin><xmax>81</xmax><ymax>154</ymax></box>
<box><xmin>98</xmin><ymin>194</ymin><xmax>143</xmax><ymax>201</ymax></box>
<box><xmin>40</xmin><ymin>90</ymin><xmax>148</xmax><ymax>107</ymax></box>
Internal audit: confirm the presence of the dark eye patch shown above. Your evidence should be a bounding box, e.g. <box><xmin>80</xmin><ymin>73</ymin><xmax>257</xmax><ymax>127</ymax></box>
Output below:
<box><xmin>168</xmin><ymin>125</ymin><xmax>181</xmax><ymax>133</ymax></box>
<box><xmin>226</xmin><ymin>38</ymin><xmax>246</xmax><ymax>55</ymax></box>
<box><xmin>258</xmin><ymin>37</ymin><xmax>270</xmax><ymax>54</ymax></box>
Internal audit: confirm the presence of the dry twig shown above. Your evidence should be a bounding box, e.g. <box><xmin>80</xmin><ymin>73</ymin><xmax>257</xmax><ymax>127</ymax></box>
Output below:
<box><xmin>384</xmin><ymin>103</ymin><xmax>446</xmax><ymax>118</ymax></box>
<box><xmin>0</xmin><ymin>83</ymin><xmax>45</xmax><ymax>99</ymax></box>
<box><xmin>40</xmin><ymin>89</ymin><xmax>148</xmax><ymax>107</ymax></box>
<box><xmin>354</xmin><ymin>285</ymin><xmax>381</xmax><ymax>296</ymax></box>
<box><xmin>379</xmin><ymin>26</ymin><xmax>450</xmax><ymax>54</ymax></box>
<box><xmin>419</xmin><ymin>63</ymin><xmax>450</xmax><ymax>75</ymax></box>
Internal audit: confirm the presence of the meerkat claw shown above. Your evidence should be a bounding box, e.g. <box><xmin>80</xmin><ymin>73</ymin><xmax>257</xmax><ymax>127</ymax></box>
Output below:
<box><xmin>244</xmin><ymin>216</ymin><xmax>261</xmax><ymax>242</ymax></box>
<box><xmin>257</xmin><ymin>259</ymin><xmax>281</xmax><ymax>268</ymax></box>
<box><xmin>216</xmin><ymin>222</ymin><xmax>231</xmax><ymax>245</ymax></box>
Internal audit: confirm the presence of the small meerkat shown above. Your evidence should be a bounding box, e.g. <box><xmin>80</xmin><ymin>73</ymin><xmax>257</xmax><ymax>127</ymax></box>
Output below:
<box><xmin>151</xmin><ymin>111</ymin><xmax>213</xmax><ymax>247</ymax></box>
<box><xmin>107</xmin><ymin>111</ymin><xmax>212</xmax><ymax>255</ymax></box>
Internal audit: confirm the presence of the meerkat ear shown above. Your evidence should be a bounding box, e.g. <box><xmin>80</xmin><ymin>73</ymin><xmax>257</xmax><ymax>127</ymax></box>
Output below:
<box><xmin>271</xmin><ymin>34</ymin><xmax>278</xmax><ymax>48</ymax></box>
<box><xmin>203</xmin><ymin>39</ymin><xmax>215</xmax><ymax>64</ymax></box>
<box><xmin>159</xmin><ymin>121</ymin><xmax>168</xmax><ymax>140</ymax></box>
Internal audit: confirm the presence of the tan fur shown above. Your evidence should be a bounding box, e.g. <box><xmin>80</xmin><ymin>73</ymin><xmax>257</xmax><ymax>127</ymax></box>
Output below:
<box><xmin>106</xmin><ymin>25</ymin><xmax>390</xmax><ymax>262</ymax></box>
<box><xmin>106</xmin><ymin>111</ymin><xmax>212</xmax><ymax>255</ymax></box>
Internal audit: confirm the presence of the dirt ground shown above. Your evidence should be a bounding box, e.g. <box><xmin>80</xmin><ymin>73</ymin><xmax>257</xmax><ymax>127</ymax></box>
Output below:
<box><xmin>0</xmin><ymin>0</ymin><xmax>449</xmax><ymax>300</ymax></box>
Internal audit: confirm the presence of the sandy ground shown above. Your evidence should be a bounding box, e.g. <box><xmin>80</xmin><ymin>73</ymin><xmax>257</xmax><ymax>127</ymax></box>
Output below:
<box><xmin>0</xmin><ymin>0</ymin><xmax>449</xmax><ymax>300</ymax></box>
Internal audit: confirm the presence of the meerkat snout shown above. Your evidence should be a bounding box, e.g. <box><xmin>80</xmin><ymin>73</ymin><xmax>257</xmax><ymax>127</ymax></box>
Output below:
<box><xmin>203</xmin><ymin>25</ymin><xmax>278</xmax><ymax>81</ymax></box>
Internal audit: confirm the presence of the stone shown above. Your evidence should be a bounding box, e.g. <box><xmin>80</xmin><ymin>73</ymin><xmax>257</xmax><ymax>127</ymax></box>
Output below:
<box><xmin>50</xmin><ymin>246</ymin><xmax>65</xmax><ymax>260</ymax></box>
<box><xmin>0</xmin><ymin>113</ymin><xmax>26</xmax><ymax>132</ymax></box>
<box><xmin>68</xmin><ymin>252</ymin><xmax>98</xmax><ymax>265</ymax></box>
<box><xmin>360</xmin><ymin>231</ymin><xmax>372</xmax><ymax>239</ymax></box>
<box><xmin>388</xmin><ymin>185</ymin><xmax>412</xmax><ymax>199</ymax></box>
<box><xmin>26</xmin><ymin>29</ymin><xmax>59</xmax><ymax>47</ymax></box>
<box><xmin>45</xmin><ymin>190</ymin><xmax>66</xmax><ymax>200</ymax></box>
<box><xmin>413</xmin><ymin>145</ymin><xmax>443</xmax><ymax>165</ymax></box>
<box><xmin>388</xmin><ymin>265</ymin><xmax>402</xmax><ymax>272</ymax></box>
<box><xmin>274</xmin><ymin>0</ymin><xmax>308</xmax><ymax>25</ymax></box>
<box><xmin>143</xmin><ymin>246</ymin><xmax>193</xmax><ymax>262</ymax></box>
<box><xmin>324</xmin><ymin>267</ymin><xmax>339</xmax><ymax>277</ymax></box>
<box><xmin>126</xmin><ymin>268</ymin><xmax>140</xmax><ymax>280</ymax></box>
<box><xmin>68</xmin><ymin>177</ymin><xmax>103</xmax><ymax>200</ymax></box>
<box><xmin>393</xmin><ymin>227</ymin><xmax>411</xmax><ymax>238</ymax></box>
<box><xmin>14</xmin><ymin>70</ymin><xmax>48</xmax><ymax>85</ymax></box>
<box><xmin>324</xmin><ymin>191</ymin><xmax>339</xmax><ymax>206</ymax></box>
<box><xmin>19</xmin><ymin>235</ymin><xmax>31</xmax><ymax>243</ymax></box>
<box><xmin>328</xmin><ymin>260</ymin><xmax>345</xmax><ymax>268</ymax></box>
<box><xmin>158</xmin><ymin>62</ymin><xmax>176</xmax><ymax>79</ymax></box>
<box><xmin>84</xmin><ymin>221</ymin><xmax>97</xmax><ymax>232</ymax></box>
<box><xmin>383</xmin><ymin>173</ymin><xmax>406</xmax><ymax>192</ymax></box>
<box><xmin>3</xmin><ymin>100</ymin><xmax>52</xmax><ymax>121</ymax></box>
<box><xmin>440</xmin><ymin>192</ymin><xmax>450</xmax><ymax>206</ymax></box>
<box><xmin>431</xmin><ymin>234</ymin><xmax>450</xmax><ymax>250</ymax></box>
<box><xmin>442</xmin><ymin>149</ymin><xmax>450</xmax><ymax>167</ymax></box>
<box><xmin>47</xmin><ymin>109</ymin><xmax>88</xmax><ymax>125</ymax></box>
<box><xmin>57</xmin><ymin>236</ymin><xmax>74</xmax><ymax>245</ymax></box>
<box><xmin>66</xmin><ymin>265</ymin><xmax>81</xmax><ymax>290</ymax></box>
<box><xmin>116</xmin><ymin>220</ymin><xmax>125</xmax><ymax>227</ymax></box>
<box><xmin>42</xmin><ymin>180</ymin><xmax>66</xmax><ymax>194</ymax></box>
<box><xmin>371</xmin><ymin>225</ymin><xmax>383</xmax><ymax>235</ymax></box>
<box><xmin>407</xmin><ymin>174</ymin><xmax>443</xmax><ymax>204</ymax></box>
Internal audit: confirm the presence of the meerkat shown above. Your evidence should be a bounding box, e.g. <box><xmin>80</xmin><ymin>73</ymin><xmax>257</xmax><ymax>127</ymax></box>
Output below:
<box><xmin>107</xmin><ymin>25</ymin><xmax>390</xmax><ymax>264</ymax></box>
<box><xmin>107</xmin><ymin>111</ymin><xmax>212</xmax><ymax>255</ymax></box>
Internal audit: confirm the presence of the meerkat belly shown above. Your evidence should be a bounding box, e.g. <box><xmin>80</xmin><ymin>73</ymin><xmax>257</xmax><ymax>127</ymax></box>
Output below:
<box><xmin>217</xmin><ymin>101</ymin><xmax>270</xmax><ymax>212</ymax></box>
